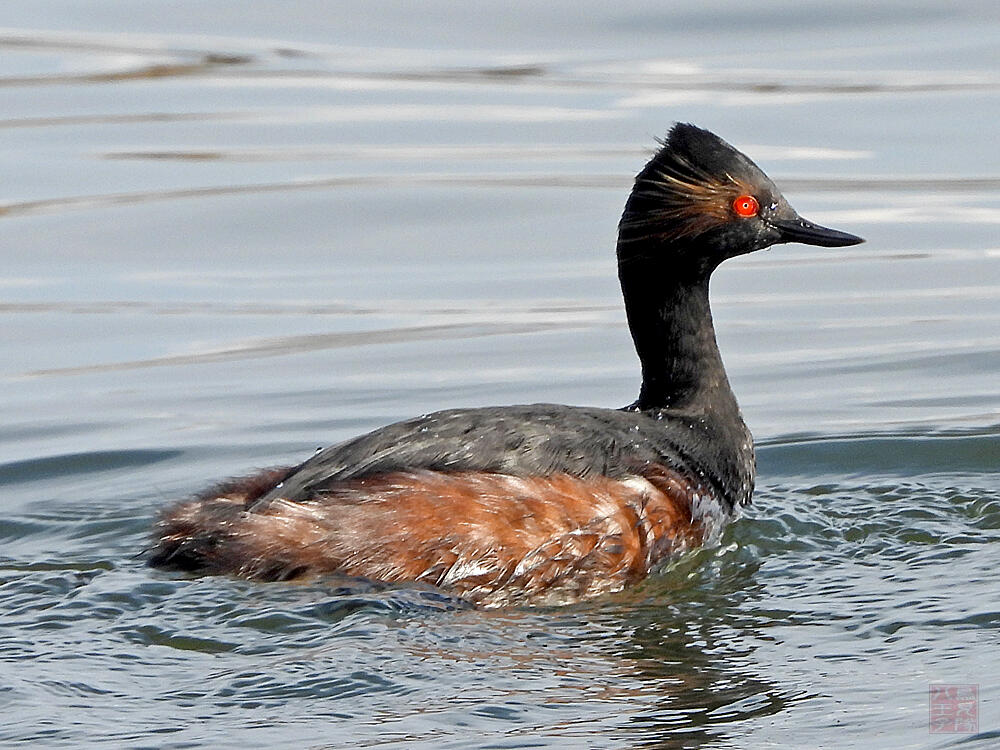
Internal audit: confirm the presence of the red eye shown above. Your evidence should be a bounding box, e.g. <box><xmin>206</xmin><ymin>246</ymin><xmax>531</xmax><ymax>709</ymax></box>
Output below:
<box><xmin>732</xmin><ymin>194</ymin><xmax>759</xmax><ymax>217</ymax></box>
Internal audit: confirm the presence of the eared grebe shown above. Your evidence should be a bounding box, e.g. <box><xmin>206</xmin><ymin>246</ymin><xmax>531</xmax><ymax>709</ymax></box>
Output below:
<box><xmin>150</xmin><ymin>124</ymin><xmax>864</xmax><ymax>607</ymax></box>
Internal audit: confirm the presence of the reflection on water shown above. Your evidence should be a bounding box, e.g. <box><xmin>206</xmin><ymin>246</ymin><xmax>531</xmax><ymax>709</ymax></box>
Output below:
<box><xmin>1</xmin><ymin>1</ymin><xmax>999</xmax><ymax>747</ymax></box>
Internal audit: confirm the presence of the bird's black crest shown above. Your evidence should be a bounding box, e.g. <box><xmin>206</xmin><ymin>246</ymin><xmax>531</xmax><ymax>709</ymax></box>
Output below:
<box><xmin>655</xmin><ymin>123</ymin><xmax>762</xmax><ymax>183</ymax></box>
<box><xmin>620</xmin><ymin>123</ymin><xmax>769</xmax><ymax>242</ymax></box>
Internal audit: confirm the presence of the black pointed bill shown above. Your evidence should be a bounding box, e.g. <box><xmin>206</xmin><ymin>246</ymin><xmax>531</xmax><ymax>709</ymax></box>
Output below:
<box><xmin>769</xmin><ymin>216</ymin><xmax>864</xmax><ymax>248</ymax></box>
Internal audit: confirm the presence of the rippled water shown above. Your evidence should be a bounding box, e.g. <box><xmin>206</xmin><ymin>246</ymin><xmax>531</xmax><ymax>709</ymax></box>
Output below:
<box><xmin>2</xmin><ymin>2</ymin><xmax>998</xmax><ymax>747</ymax></box>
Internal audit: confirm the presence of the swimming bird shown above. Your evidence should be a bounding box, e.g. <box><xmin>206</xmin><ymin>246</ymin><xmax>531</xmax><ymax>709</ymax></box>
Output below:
<box><xmin>149</xmin><ymin>124</ymin><xmax>863</xmax><ymax>607</ymax></box>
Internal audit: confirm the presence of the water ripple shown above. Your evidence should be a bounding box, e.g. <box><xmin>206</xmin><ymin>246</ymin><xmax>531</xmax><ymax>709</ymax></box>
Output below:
<box><xmin>0</xmin><ymin>449</ymin><xmax>180</xmax><ymax>485</ymax></box>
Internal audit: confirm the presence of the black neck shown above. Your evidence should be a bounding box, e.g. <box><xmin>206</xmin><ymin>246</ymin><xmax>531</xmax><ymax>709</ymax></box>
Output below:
<box><xmin>618</xmin><ymin>250</ymin><xmax>735</xmax><ymax>415</ymax></box>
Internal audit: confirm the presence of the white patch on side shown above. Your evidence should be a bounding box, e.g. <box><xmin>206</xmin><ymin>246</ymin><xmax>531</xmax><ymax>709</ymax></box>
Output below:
<box><xmin>619</xmin><ymin>476</ymin><xmax>658</xmax><ymax>497</ymax></box>
<box><xmin>689</xmin><ymin>491</ymin><xmax>732</xmax><ymax>546</ymax></box>
<box><xmin>619</xmin><ymin>475</ymin><xmax>660</xmax><ymax>549</ymax></box>
<box><xmin>511</xmin><ymin>549</ymin><xmax>542</xmax><ymax>579</ymax></box>
<box><xmin>441</xmin><ymin>556</ymin><xmax>500</xmax><ymax>587</ymax></box>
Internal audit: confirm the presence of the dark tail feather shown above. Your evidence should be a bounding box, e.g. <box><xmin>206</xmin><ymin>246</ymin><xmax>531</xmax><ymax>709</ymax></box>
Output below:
<box><xmin>148</xmin><ymin>496</ymin><xmax>246</xmax><ymax>572</ymax></box>
<box><xmin>148</xmin><ymin>467</ymin><xmax>295</xmax><ymax>576</ymax></box>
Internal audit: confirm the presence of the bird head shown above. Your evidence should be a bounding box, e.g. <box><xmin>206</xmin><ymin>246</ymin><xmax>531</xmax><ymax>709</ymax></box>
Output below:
<box><xmin>618</xmin><ymin>123</ymin><xmax>864</xmax><ymax>277</ymax></box>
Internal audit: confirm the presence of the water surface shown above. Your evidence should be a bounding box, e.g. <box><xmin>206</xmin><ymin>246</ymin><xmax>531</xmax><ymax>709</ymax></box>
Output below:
<box><xmin>1</xmin><ymin>2</ymin><xmax>998</xmax><ymax>747</ymax></box>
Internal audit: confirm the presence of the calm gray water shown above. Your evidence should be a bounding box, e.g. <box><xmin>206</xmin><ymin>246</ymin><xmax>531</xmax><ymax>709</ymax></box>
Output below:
<box><xmin>2</xmin><ymin>2</ymin><xmax>998</xmax><ymax>748</ymax></box>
